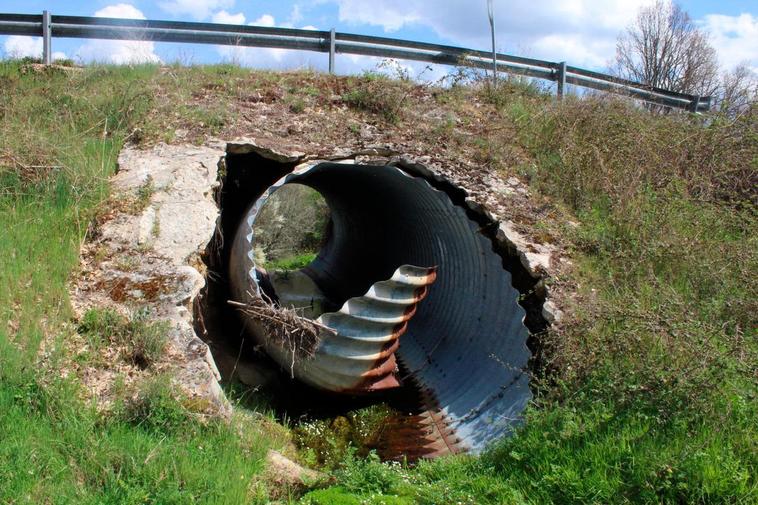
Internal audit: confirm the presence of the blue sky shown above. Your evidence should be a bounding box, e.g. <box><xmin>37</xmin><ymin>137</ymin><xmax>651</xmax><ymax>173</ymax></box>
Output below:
<box><xmin>2</xmin><ymin>0</ymin><xmax>756</xmax><ymax>77</ymax></box>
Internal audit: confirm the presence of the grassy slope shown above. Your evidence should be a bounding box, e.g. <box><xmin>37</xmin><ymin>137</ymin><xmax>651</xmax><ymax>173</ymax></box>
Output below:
<box><xmin>0</xmin><ymin>62</ymin><xmax>282</xmax><ymax>504</ymax></box>
<box><xmin>0</xmin><ymin>61</ymin><xmax>755</xmax><ymax>504</ymax></box>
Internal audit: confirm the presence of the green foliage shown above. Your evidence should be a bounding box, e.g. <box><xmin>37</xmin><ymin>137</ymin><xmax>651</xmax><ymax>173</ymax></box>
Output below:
<box><xmin>78</xmin><ymin>308</ymin><xmax>169</xmax><ymax>369</ymax></box>
<box><xmin>293</xmin><ymin>405</ymin><xmax>395</xmax><ymax>469</ymax></box>
<box><xmin>267</xmin><ymin>252</ymin><xmax>318</xmax><ymax>271</ymax></box>
<box><xmin>254</xmin><ymin>183</ymin><xmax>330</xmax><ymax>268</ymax></box>
<box><xmin>302</xmin><ymin>486</ymin><xmax>414</xmax><ymax>505</ymax></box>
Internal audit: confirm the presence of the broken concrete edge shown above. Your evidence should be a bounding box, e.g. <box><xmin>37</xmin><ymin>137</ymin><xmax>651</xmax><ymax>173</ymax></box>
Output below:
<box><xmin>68</xmin><ymin>142</ymin><xmax>232</xmax><ymax>419</ymax></box>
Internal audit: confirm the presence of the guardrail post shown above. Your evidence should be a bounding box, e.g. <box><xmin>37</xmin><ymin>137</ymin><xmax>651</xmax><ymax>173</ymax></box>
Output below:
<box><xmin>328</xmin><ymin>28</ymin><xmax>335</xmax><ymax>74</ymax></box>
<box><xmin>689</xmin><ymin>95</ymin><xmax>701</xmax><ymax>113</ymax></box>
<box><xmin>556</xmin><ymin>61</ymin><xmax>566</xmax><ymax>98</ymax></box>
<box><xmin>42</xmin><ymin>10</ymin><xmax>52</xmax><ymax>65</ymax></box>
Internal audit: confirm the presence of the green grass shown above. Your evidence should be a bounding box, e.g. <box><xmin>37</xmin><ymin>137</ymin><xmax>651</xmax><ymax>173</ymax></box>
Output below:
<box><xmin>0</xmin><ymin>372</ymin><xmax>275</xmax><ymax>503</ymax></box>
<box><xmin>78</xmin><ymin>308</ymin><xmax>169</xmax><ymax>369</ymax></box>
<box><xmin>0</xmin><ymin>61</ymin><xmax>284</xmax><ymax>503</ymax></box>
<box><xmin>1</xmin><ymin>59</ymin><xmax>755</xmax><ymax>503</ymax></box>
<box><xmin>302</xmin><ymin>392</ymin><xmax>756</xmax><ymax>503</ymax></box>
<box><xmin>266</xmin><ymin>252</ymin><xmax>318</xmax><ymax>271</ymax></box>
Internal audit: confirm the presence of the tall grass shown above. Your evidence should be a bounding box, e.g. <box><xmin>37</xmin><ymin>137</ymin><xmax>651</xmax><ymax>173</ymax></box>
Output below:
<box><xmin>0</xmin><ymin>61</ymin><xmax>282</xmax><ymax>503</ymax></box>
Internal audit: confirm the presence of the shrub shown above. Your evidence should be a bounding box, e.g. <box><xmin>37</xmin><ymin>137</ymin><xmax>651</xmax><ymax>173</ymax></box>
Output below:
<box><xmin>342</xmin><ymin>72</ymin><xmax>413</xmax><ymax>123</ymax></box>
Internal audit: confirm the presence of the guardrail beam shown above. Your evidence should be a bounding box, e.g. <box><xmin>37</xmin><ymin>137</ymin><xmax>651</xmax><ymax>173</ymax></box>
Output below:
<box><xmin>0</xmin><ymin>11</ymin><xmax>710</xmax><ymax>112</ymax></box>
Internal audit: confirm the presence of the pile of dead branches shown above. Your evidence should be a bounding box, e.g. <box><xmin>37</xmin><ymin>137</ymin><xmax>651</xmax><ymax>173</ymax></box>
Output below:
<box><xmin>229</xmin><ymin>294</ymin><xmax>332</xmax><ymax>376</ymax></box>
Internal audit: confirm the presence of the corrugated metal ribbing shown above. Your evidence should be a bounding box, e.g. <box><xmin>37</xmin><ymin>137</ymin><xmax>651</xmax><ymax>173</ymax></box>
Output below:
<box><xmin>229</xmin><ymin>162</ymin><xmax>531</xmax><ymax>454</ymax></box>
<box><xmin>304</xmin><ymin>265</ymin><xmax>438</xmax><ymax>393</ymax></box>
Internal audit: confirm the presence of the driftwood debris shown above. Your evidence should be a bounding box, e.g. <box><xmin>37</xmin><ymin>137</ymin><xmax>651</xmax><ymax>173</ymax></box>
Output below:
<box><xmin>228</xmin><ymin>296</ymin><xmax>334</xmax><ymax>376</ymax></box>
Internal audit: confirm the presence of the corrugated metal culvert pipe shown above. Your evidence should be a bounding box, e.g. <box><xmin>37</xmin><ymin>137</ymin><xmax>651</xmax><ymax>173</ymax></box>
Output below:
<box><xmin>228</xmin><ymin>161</ymin><xmax>532</xmax><ymax>455</ymax></box>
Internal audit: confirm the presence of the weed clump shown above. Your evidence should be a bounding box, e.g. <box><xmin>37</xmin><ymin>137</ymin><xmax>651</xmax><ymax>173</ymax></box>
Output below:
<box><xmin>115</xmin><ymin>375</ymin><xmax>190</xmax><ymax>433</ymax></box>
<box><xmin>293</xmin><ymin>405</ymin><xmax>395</xmax><ymax>470</ymax></box>
<box><xmin>134</xmin><ymin>175</ymin><xmax>155</xmax><ymax>211</ymax></box>
<box><xmin>78</xmin><ymin>308</ymin><xmax>169</xmax><ymax>369</ymax></box>
<box><xmin>342</xmin><ymin>72</ymin><xmax>412</xmax><ymax>123</ymax></box>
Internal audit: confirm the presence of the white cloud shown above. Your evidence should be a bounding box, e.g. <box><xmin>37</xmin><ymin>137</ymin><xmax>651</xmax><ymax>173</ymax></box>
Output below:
<box><xmin>702</xmin><ymin>13</ymin><xmax>758</xmax><ymax>72</ymax></box>
<box><xmin>159</xmin><ymin>0</ymin><xmax>235</xmax><ymax>20</ymax></box>
<box><xmin>92</xmin><ymin>3</ymin><xmax>146</xmax><ymax>19</ymax></box>
<box><xmin>211</xmin><ymin>12</ymin><xmax>319</xmax><ymax>69</ymax></box>
<box><xmin>75</xmin><ymin>4</ymin><xmax>161</xmax><ymax>64</ymax></box>
<box><xmin>212</xmin><ymin>10</ymin><xmax>246</xmax><ymax>25</ymax></box>
<box><xmin>252</xmin><ymin>14</ymin><xmax>276</xmax><ymax>27</ymax></box>
<box><xmin>322</xmin><ymin>0</ymin><xmax>655</xmax><ymax>68</ymax></box>
<box><xmin>3</xmin><ymin>36</ymin><xmax>67</xmax><ymax>61</ymax></box>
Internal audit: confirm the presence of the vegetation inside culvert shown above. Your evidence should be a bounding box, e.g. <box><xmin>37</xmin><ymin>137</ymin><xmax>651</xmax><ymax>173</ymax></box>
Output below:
<box><xmin>0</xmin><ymin>56</ymin><xmax>755</xmax><ymax>504</ymax></box>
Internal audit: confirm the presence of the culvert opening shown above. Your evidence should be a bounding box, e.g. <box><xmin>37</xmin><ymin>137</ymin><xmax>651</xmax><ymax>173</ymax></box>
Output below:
<box><xmin>194</xmin><ymin>147</ymin><xmax>549</xmax><ymax>462</ymax></box>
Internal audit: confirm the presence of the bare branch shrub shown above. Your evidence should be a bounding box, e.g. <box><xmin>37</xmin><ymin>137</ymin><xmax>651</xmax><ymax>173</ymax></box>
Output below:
<box><xmin>614</xmin><ymin>1</ymin><xmax>719</xmax><ymax>100</ymax></box>
<box><xmin>715</xmin><ymin>63</ymin><xmax>758</xmax><ymax>117</ymax></box>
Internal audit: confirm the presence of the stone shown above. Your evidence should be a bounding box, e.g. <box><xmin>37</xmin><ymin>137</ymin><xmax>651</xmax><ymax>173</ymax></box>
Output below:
<box><xmin>265</xmin><ymin>450</ymin><xmax>329</xmax><ymax>489</ymax></box>
<box><xmin>497</xmin><ymin>221</ymin><xmax>555</xmax><ymax>277</ymax></box>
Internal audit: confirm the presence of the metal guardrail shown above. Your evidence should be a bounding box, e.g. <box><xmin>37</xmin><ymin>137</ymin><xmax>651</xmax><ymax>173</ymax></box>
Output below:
<box><xmin>0</xmin><ymin>11</ymin><xmax>711</xmax><ymax>112</ymax></box>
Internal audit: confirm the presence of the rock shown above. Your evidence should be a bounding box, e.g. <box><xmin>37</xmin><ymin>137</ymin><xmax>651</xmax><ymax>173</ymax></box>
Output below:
<box><xmin>265</xmin><ymin>450</ymin><xmax>329</xmax><ymax>489</ymax></box>
<box><xmin>497</xmin><ymin>222</ymin><xmax>555</xmax><ymax>277</ymax></box>
<box><xmin>225</xmin><ymin>139</ymin><xmax>304</xmax><ymax>162</ymax></box>
<box><xmin>542</xmin><ymin>300</ymin><xmax>563</xmax><ymax>324</ymax></box>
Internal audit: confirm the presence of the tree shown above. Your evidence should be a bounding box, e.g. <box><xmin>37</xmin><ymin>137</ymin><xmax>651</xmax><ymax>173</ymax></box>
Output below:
<box><xmin>614</xmin><ymin>1</ymin><xmax>719</xmax><ymax>98</ymax></box>
<box><xmin>715</xmin><ymin>64</ymin><xmax>758</xmax><ymax>117</ymax></box>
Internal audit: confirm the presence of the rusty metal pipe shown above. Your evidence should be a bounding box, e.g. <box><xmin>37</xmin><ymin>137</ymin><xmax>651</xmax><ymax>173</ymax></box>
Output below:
<box><xmin>229</xmin><ymin>162</ymin><xmax>531</xmax><ymax>453</ymax></box>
